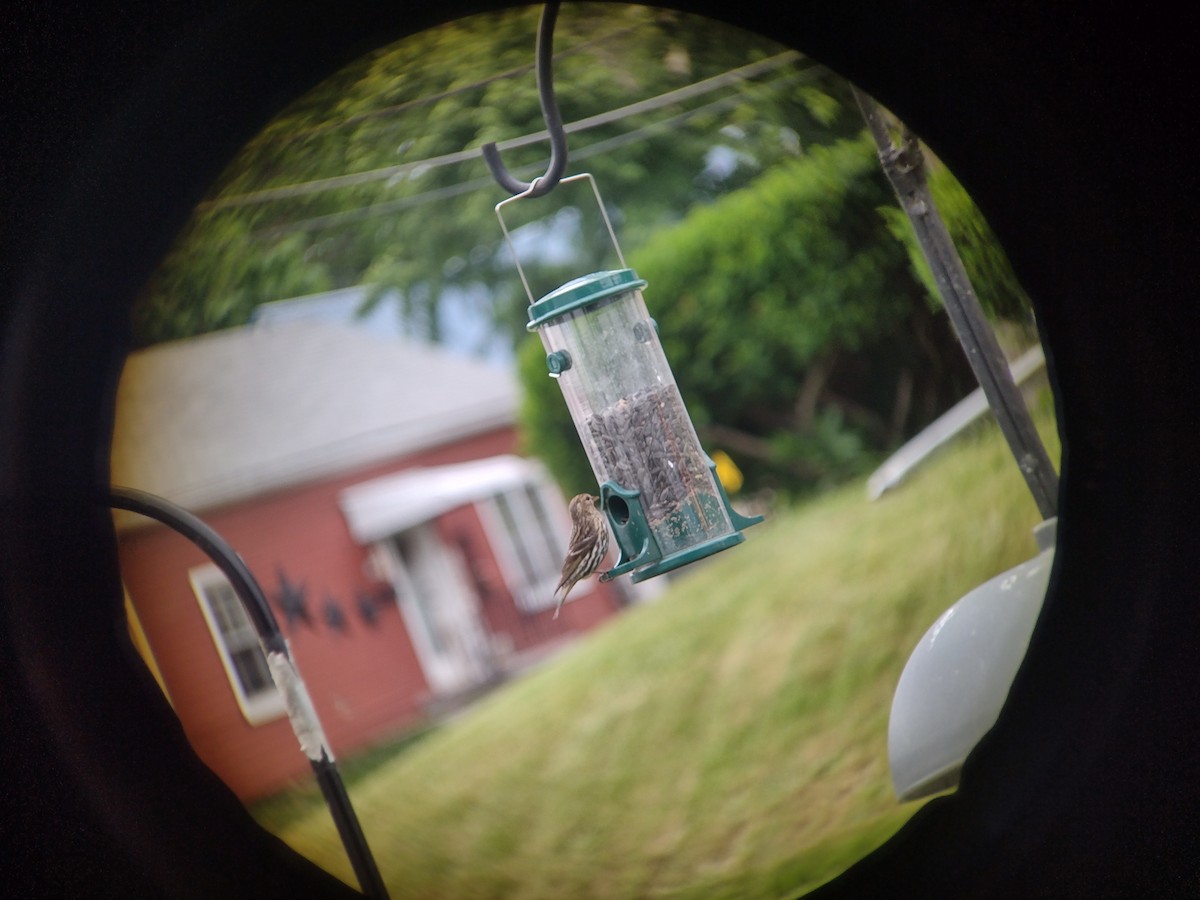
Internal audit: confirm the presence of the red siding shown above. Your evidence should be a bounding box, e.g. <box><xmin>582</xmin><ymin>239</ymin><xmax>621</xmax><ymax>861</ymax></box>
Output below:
<box><xmin>435</xmin><ymin>505</ymin><xmax>623</xmax><ymax>658</ymax></box>
<box><xmin>118</xmin><ymin>425</ymin><xmax>625</xmax><ymax>801</ymax></box>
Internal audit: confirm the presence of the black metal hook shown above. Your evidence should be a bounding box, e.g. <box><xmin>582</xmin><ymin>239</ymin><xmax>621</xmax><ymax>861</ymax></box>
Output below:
<box><xmin>482</xmin><ymin>2</ymin><xmax>568</xmax><ymax>198</ymax></box>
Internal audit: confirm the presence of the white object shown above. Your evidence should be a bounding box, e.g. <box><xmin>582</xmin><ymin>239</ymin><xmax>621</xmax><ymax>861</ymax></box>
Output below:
<box><xmin>868</xmin><ymin>345</ymin><xmax>1046</xmax><ymax>500</ymax></box>
<box><xmin>888</xmin><ymin>519</ymin><xmax>1055</xmax><ymax>801</ymax></box>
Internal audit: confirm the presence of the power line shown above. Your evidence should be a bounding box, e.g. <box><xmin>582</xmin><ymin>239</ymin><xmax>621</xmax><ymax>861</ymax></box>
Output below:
<box><xmin>200</xmin><ymin>51</ymin><xmax>806</xmax><ymax>212</ymax></box>
<box><xmin>252</xmin><ymin>68</ymin><xmax>816</xmax><ymax>239</ymax></box>
<box><xmin>266</xmin><ymin>20</ymin><xmax>648</xmax><ymax>144</ymax></box>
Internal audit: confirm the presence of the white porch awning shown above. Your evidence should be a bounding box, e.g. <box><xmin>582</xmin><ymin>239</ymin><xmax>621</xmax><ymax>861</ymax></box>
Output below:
<box><xmin>339</xmin><ymin>454</ymin><xmax>539</xmax><ymax>543</ymax></box>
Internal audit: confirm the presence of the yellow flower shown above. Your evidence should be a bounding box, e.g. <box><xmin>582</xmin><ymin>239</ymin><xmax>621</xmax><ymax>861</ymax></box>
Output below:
<box><xmin>713</xmin><ymin>450</ymin><xmax>744</xmax><ymax>494</ymax></box>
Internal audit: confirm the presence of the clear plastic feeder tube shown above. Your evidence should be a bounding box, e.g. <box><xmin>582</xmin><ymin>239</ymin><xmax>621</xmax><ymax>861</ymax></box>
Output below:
<box><xmin>532</xmin><ymin>271</ymin><xmax>736</xmax><ymax>557</ymax></box>
<box><xmin>497</xmin><ymin>173</ymin><xmax>759</xmax><ymax>580</ymax></box>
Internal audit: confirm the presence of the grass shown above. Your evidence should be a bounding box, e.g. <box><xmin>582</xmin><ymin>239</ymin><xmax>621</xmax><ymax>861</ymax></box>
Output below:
<box><xmin>252</xmin><ymin>405</ymin><xmax>1060</xmax><ymax>899</ymax></box>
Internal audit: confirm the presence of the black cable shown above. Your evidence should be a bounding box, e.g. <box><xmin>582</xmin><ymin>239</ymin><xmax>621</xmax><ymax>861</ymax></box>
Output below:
<box><xmin>270</xmin><ymin>18</ymin><xmax>645</xmax><ymax>145</ymax></box>
<box><xmin>110</xmin><ymin>487</ymin><xmax>285</xmax><ymax>651</ymax></box>
<box><xmin>252</xmin><ymin>68</ymin><xmax>815</xmax><ymax>239</ymax></box>
<box><xmin>108</xmin><ymin>486</ymin><xmax>391</xmax><ymax>900</ymax></box>
<box><xmin>203</xmin><ymin>51</ymin><xmax>803</xmax><ymax>210</ymax></box>
<box><xmin>481</xmin><ymin>2</ymin><xmax>568</xmax><ymax>197</ymax></box>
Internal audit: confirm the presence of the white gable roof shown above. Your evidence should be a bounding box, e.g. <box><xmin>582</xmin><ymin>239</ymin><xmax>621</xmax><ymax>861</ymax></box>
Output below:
<box><xmin>110</xmin><ymin>320</ymin><xmax>519</xmax><ymax>516</ymax></box>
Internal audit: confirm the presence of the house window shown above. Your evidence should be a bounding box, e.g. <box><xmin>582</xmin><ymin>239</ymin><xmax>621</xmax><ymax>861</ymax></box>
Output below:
<box><xmin>482</xmin><ymin>476</ymin><xmax>593</xmax><ymax>613</ymax></box>
<box><xmin>189</xmin><ymin>565</ymin><xmax>285</xmax><ymax>725</ymax></box>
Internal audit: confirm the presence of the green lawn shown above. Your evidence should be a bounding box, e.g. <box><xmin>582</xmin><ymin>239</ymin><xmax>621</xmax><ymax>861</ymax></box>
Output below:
<box><xmin>253</xmin><ymin>406</ymin><xmax>1060</xmax><ymax>899</ymax></box>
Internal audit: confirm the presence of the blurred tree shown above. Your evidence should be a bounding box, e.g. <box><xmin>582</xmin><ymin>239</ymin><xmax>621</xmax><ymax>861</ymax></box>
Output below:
<box><xmin>131</xmin><ymin>3</ymin><xmax>1029</xmax><ymax>500</ymax></box>
<box><xmin>133</xmin><ymin>216</ymin><xmax>333</xmax><ymax>347</ymax></box>
<box><xmin>519</xmin><ymin>135</ymin><xmax>977</xmax><ymax>496</ymax></box>
<box><xmin>878</xmin><ymin>160</ymin><xmax>1034</xmax><ymax>323</ymax></box>
<box><xmin>132</xmin><ymin>5</ymin><xmax>859</xmax><ymax>349</ymax></box>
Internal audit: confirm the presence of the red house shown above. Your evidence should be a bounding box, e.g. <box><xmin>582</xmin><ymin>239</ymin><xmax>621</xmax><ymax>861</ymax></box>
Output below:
<box><xmin>111</xmin><ymin>319</ymin><xmax>628</xmax><ymax>801</ymax></box>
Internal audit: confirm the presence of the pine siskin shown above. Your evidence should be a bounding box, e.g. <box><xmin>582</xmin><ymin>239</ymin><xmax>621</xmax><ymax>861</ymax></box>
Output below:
<box><xmin>552</xmin><ymin>493</ymin><xmax>609</xmax><ymax>619</ymax></box>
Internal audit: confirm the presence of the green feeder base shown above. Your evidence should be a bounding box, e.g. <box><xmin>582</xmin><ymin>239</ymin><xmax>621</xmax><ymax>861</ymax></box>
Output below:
<box><xmin>597</xmin><ymin>462</ymin><xmax>762</xmax><ymax>585</ymax></box>
<box><xmin>624</xmin><ymin>531</ymin><xmax>746</xmax><ymax>583</ymax></box>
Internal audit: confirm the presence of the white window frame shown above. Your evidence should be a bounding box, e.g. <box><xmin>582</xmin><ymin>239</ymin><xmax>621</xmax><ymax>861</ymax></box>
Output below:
<box><xmin>477</xmin><ymin>469</ymin><xmax>597</xmax><ymax>613</ymax></box>
<box><xmin>189</xmin><ymin>564</ymin><xmax>285</xmax><ymax>725</ymax></box>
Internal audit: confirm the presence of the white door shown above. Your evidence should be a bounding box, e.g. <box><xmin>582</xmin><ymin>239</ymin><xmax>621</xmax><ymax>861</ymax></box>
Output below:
<box><xmin>380</xmin><ymin>524</ymin><xmax>494</xmax><ymax>696</ymax></box>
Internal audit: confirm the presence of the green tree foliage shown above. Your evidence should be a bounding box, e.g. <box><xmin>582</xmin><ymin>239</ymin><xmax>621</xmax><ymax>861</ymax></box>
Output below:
<box><xmin>131</xmin><ymin>4</ymin><xmax>1025</xmax><ymax>501</ymax></box>
<box><xmin>132</xmin><ymin>5</ymin><xmax>860</xmax><ymax>349</ymax></box>
<box><xmin>517</xmin><ymin>332</ymin><xmax>597</xmax><ymax>500</ymax></box>
<box><xmin>133</xmin><ymin>216</ymin><xmax>333</xmax><ymax>347</ymax></box>
<box><xmin>640</xmin><ymin>138</ymin><xmax>912</xmax><ymax>412</ymax></box>
<box><xmin>878</xmin><ymin>160</ymin><xmax>1033</xmax><ymax>322</ymax></box>
<box><xmin>520</xmin><ymin>135</ymin><xmax>978</xmax><ymax>496</ymax></box>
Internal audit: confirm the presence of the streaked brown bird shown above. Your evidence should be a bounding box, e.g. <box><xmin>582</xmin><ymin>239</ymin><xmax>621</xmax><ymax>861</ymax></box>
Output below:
<box><xmin>553</xmin><ymin>493</ymin><xmax>609</xmax><ymax>619</ymax></box>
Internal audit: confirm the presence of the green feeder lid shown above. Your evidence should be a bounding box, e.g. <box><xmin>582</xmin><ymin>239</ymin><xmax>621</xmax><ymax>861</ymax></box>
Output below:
<box><xmin>527</xmin><ymin>268</ymin><xmax>647</xmax><ymax>331</ymax></box>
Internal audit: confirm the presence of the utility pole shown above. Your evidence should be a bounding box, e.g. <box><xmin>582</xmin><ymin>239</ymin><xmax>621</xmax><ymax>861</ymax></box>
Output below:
<box><xmin>854</xmin><ymin>87</ymin><xmax>1059</xmax><ymax>520</ymax></box>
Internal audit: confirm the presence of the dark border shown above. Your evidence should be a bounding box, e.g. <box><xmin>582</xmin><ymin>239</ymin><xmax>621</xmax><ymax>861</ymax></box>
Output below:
<box><xmin>2</xmin><ymin>2</ymin><xmax>1194</xmax><ymax>897</ymax></box>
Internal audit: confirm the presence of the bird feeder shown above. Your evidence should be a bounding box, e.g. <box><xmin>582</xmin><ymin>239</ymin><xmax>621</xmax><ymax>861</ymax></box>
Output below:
<box><xmin>497</xmin><ymin>173</ymin><xmax>761</xmax><ymax>583</ymax></box>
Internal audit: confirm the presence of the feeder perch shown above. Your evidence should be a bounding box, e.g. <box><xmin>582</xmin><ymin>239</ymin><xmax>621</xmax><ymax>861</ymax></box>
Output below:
<box><xmin>497</xmin><ymin>174</ymin><xmax>762</xmax><ymax>583</ymax></box>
